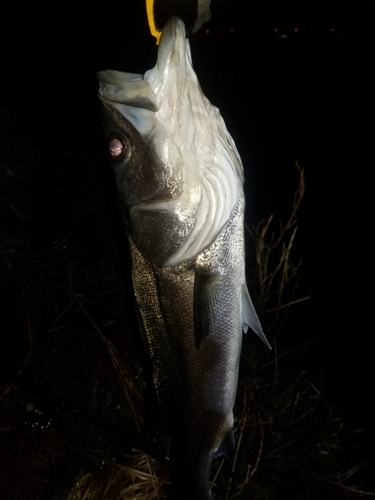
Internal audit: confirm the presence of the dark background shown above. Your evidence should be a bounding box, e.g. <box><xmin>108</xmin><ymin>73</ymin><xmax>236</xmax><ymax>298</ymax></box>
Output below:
<box><xmin>1</xmin><ymin>0</ymin><xmax>374</xmax><ymax>483</ymax></box>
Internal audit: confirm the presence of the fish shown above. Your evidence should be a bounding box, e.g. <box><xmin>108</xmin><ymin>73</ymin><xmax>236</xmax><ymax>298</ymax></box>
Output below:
<box><xmin>97</xmin><ymin>16</ymin><xmax>271</xmax><ymax>500</ymax></box>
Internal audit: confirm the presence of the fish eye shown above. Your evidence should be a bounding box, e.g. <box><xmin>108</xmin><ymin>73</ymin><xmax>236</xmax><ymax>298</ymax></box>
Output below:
<box><xmin>106</xmin><ymin>131</ymin><xmax>132</xmax><ymax>166</ymax></box>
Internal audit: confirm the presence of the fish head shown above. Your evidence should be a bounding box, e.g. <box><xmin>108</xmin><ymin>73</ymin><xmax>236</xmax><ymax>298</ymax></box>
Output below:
<box><xmin>98</xmin><ymin>16</ymin><xmax>243</xmax><ymax>267</ymax></box>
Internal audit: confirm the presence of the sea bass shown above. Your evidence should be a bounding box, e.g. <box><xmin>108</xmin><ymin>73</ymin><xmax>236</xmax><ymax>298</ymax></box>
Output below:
<box><xmin>97</xmin><ymin>16</ymin><xmax>271</xmax><ymax>500</ymax></box>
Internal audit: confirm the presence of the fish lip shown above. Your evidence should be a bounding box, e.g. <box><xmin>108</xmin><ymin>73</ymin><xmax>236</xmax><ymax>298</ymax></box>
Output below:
<box><xmin>96</xmin><ymin>70</ymin><xmax>159</xmax><ymax>112</ymax></box>
<box><xmin>160</xmin><ymin>16</ymin><xmax>187</xmax><ymax>47</ymax></box>
<box><xmin>156</xmin><ymin>16</ymin><xmax>186</xmax><ymax>74</ymax></box>
<box><xmin>157</xmin><ymin>16</ymin><xmax>186</xmax><ymax>63</ymax></box>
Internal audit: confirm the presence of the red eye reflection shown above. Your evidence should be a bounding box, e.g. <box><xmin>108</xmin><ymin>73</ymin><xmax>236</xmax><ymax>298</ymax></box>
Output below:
<box><xmin>109</xmin><ymin>137</ymin><xmax>123</xmax><ymax>157</ymax></box>
<box><xmin>106</xmin><ymin>132</ymin><xmax>132</xmax><ymax>165</ymax></box>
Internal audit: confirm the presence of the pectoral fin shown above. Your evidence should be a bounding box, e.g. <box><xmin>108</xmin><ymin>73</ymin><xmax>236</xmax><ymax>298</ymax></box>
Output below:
<box><xmin>241</xmin><ymin>285</ymin><xmax>272</xmax><ymax>349</ymax></box>
<box><xmin>193</xmin><ymin>269</ymin><xmax>221</xmax><ymax>350</ymax></box>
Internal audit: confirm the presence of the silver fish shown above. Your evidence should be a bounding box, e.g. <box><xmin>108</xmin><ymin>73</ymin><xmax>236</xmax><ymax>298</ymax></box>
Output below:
<box><xmin>97</xmin><ymin>16</ymin><xmax>271</xmax><ymax>500</ymax></box>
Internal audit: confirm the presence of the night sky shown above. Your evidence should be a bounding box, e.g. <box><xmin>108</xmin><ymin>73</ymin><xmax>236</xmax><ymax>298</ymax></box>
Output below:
<box><xmin>1</xmin><ymin>0</ymin><xmax>375</xmax><ymax>490</ymax></box>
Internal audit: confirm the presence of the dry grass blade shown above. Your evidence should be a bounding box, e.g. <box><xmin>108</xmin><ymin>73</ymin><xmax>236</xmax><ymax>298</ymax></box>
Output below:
<box><xmin>250</xmin><ymin>161</ymin><xmax>310</xmax><ymax>329</ymax></box>
<box><xmin>74</xmin><ymin>296</ymin><xmax>144</xmax><ymax>431</ymax></box>
<box><xmin>68</xmin><ymin>454</ymin><xmax>169</xmax><ymax>500</ymax></box>
<box><xmin>0</xmin><ymin>309</ymin><xmax>34</xmax><ymax>401</ymax></box>
<box><xmin>285</xmin><ymin>462</ymin><xmax>375</xmax><ymax>497</ymax></box>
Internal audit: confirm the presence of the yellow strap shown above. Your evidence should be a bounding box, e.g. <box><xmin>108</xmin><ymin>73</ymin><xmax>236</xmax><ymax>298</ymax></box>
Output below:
<box><xmin>146</xmin><ymin>0</ymin><xmax>162</xmax><ymax>45</ymax></box>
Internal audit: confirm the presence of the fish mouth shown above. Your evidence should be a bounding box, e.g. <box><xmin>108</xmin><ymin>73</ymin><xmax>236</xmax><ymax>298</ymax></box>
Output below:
<box><xmin>97</xmin><ymin>16</ymin><xmax>188</xmax><ymax>114</ymax></box>
<box><xmin>97</xmin><ymin>16</ymin><xmax>190</xmax><ymax>138</ymax></box>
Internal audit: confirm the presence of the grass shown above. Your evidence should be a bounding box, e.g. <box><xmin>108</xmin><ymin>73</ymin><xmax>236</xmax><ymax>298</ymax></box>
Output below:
<box><xmin>0</xmin><ymin>149</ymin><xmax>374</xmax><ymax>500</ymax></box>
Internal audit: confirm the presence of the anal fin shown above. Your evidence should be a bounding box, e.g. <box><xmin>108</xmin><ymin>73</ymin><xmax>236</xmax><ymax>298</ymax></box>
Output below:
<box><xmin>214</xmin><ymin>429</ymin><xmax>235</xmax><ymax>461</ymax></box>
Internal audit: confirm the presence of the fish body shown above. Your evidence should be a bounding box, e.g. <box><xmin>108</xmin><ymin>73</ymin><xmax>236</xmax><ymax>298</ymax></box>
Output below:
<box><xmin>97</xmin><ymin>16</ymin><xmax>270</xmax><ymax>499</ymax></box>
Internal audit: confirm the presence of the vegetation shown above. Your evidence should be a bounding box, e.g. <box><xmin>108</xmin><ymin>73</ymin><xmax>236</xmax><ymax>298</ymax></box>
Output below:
<box><xmin>0</xmin><ymin>151</ymin><xmax>373</xmax><ymax>499</ymax></box>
